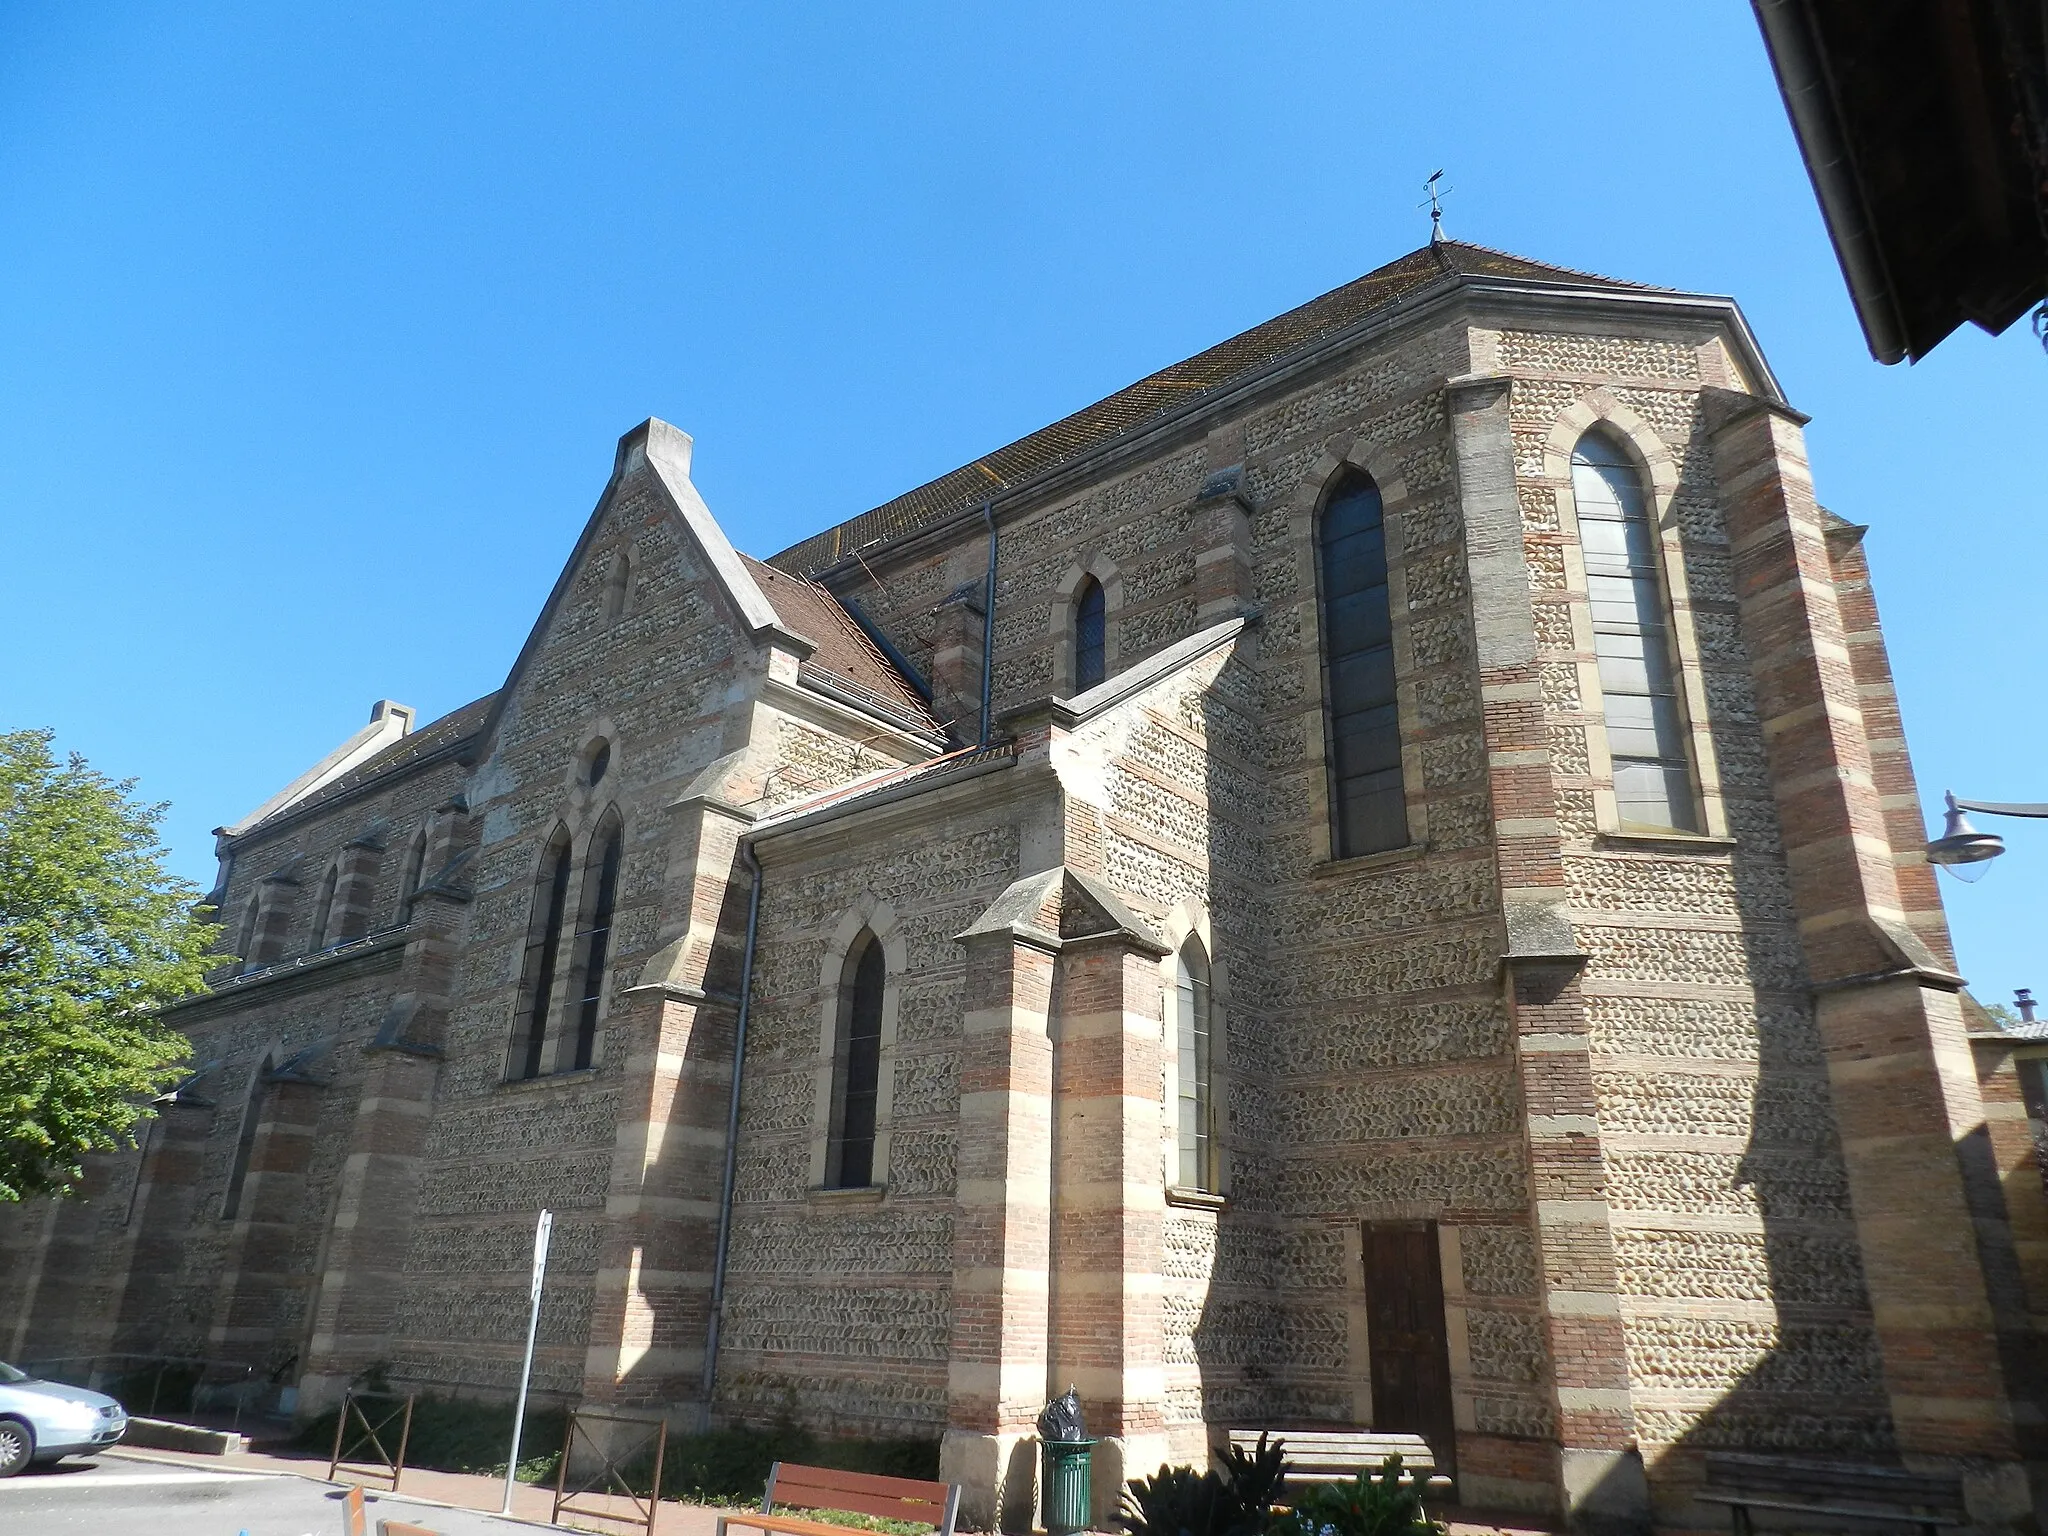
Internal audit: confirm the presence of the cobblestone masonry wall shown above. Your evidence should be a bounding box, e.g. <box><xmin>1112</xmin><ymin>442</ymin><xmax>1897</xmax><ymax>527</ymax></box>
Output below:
<box><xmin>1061</xmin><ymin>638</ymin><xmax>1275</xmax><ymax>1440</ymax></box>
<box><xmin>721</xmin><ymin>809</ymin><xmax>1022</xmax><ymax>1433</ymax></box>
<box><xmin>123</xmin><ymin>953</ymin><xmax>404</xmax><ymax>1372</ymax></box>
<box><xmin>97</xmin><ymin>736</ymin><xmax>489</xmax><ymax>1390</ymax></box>
<box><xmin>1501</xmin><ymin>337</ymin><xmax>1896</xmax><ymax>1485</ymax></box>
<box><xmin>417</xmin><ymin>465</ymin><xmax>768</xmax><ymax>1398</ymax></box>
<box><xmin>210</xmin><ymin>747</ymin><xmax>475</xmax><ymax>970</ymax></box>
<box><xmin>1231</xmin><ymin>322</ymin><xmax>1554</xmax><ymax>1472</ymax></box>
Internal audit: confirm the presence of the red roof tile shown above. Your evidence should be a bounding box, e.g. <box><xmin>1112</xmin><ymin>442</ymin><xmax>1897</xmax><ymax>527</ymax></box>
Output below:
<box><xmin>740</xmin><ymin>555</ymin><xmax>941</xmax><ymax>734</ymax></box>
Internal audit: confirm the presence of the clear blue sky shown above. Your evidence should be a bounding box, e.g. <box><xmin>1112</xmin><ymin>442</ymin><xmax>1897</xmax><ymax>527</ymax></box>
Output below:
<box><xmin>4</xmin><ymin>3</ymin><xmax>2044</xmax><ymax>1006</ymax></box>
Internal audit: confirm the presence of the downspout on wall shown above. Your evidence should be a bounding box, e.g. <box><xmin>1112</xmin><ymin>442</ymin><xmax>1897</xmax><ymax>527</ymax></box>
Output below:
<box><xmin>699</xmin><ymin>838</ymin><xmax>763</xmax><ymax>1429</ymax></box>
<box><xmin>979</xmin><ymin>503</ymin><xmax>998</xmax><ymax>745</ymax></box>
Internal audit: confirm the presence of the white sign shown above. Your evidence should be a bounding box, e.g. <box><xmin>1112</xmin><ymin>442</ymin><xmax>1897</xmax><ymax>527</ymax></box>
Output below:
<box><xmin>503</xmin><ymin>1208</ymin><xmax>554</xmax><ymax>1514</ymax></box>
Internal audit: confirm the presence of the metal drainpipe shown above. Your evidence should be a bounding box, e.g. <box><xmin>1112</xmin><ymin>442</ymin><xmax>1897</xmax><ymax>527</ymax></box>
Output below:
<box><xmin>978</xmin><ymin>502</ymin><xmax>998</xmax><ymax>745</ymax></box>
<box><xmin>700</xmin><ymin>838</ymin><xmax>763</xmax><ymax>1428</ymax></box>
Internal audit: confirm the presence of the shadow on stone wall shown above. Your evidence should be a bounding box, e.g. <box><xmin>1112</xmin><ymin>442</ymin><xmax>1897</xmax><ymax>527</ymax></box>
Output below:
<box><xmin>1575</xmin><ymin>864</ymin><xmax>2048</xmax><ymax>1531</ymax></box>
<box><xmin>1177</xmin><ymin>644</ymin><xmax>1357</xmax><ymax>1469</ymax></box>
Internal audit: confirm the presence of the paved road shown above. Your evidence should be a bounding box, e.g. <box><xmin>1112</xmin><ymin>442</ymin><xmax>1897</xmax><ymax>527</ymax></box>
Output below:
<box><xmin>0</xmin><ymin>1453</ymin><xmax>548</xmax><ymax>1535</ymax></box>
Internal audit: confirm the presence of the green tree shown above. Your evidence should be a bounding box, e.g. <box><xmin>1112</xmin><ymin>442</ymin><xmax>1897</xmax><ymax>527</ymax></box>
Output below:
<box><xmin>0</xmin><ymin>730</ymin><xmax>219</xmax><ymax>1201</ymax></box>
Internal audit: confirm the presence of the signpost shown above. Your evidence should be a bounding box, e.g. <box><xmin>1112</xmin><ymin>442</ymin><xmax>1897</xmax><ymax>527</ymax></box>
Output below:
<box><xmin>502</xmin><ymin>1208</ymin><xmax>554</xmax><ymax>1515</ymax></box>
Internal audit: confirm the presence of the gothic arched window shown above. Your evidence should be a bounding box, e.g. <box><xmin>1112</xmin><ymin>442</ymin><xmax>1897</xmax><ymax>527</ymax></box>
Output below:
<box><xmin>826</xmin><ymin>933</ymin><xmax>886</xmax><ymax>1188</ymax></box>
<box><xmin>237</xmin><ymin>895</ymin><xmax>262</xmax><ymax>973</ymax></box>
<box><xmin>604</xmin><ymin>548</ymin><xmax>634</xmax><ymax>623</ymax></box>
<box><xmin>1571</xmin><ymin>430</ymin><xmax>1698</xmax><ymax>833</ymax></box>
<box><xmin>1075</xmin><ymin>577</ymin><xmax>1107</xmax><ymax>692</ymax></box>
<box><xmin>509</xmin><ymin>829</ymin><xmax>574</xmax><ymax>1080</ymax></box>
<box><xmin>566</xmin><ymin>813</ymin><xmax>623</xmax><ymax>1072</ymax></box>
<box><xmin>1319</xmin><ymin>471</ymin><xmax>1405</xmax><ymax>856</ymax></box>
<box><xmin>1174</xmin><ymin>937</ymin><xmax>1218</xmax><ymax>1192</ymax></box>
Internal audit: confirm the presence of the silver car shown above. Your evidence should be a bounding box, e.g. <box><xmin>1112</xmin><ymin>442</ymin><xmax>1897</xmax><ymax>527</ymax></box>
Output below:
<box><xmin>0</xmin><ymin>1360</ymin><xmax>128</xmax><ymax>1476</ymax></box>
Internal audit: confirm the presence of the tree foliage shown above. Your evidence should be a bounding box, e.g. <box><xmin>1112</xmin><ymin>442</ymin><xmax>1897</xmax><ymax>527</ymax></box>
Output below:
<box><xmin>0</xmin><ymin>730</ymin><xmax>218</xmax><ymax>1200</ymax></box>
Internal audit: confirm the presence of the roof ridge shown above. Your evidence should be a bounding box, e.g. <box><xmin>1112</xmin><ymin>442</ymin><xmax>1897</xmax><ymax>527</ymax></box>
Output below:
<box><xmin>1436</xmin><ymin>237</ymin><xmax>1659</xmax><ymax>290</ymax></box>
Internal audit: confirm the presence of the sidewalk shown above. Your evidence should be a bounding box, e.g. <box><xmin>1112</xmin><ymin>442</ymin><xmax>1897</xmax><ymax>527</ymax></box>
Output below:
<box><xmin>102</xmin><ymin>1442</ymin><xmax>1556</xmax><ymax>1536</ymax></box>
<box><xmin>104</xmin><ymin>1441</ymin><xmax>725</xmax><ymax>1533</ymax></box>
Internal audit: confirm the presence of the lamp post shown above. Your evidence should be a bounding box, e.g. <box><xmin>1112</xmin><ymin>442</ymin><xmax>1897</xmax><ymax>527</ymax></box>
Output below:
<box><xmin>1924</xmin><ymin>791</ymin><xmax>2048</xmax><ymax>882</ymax></box>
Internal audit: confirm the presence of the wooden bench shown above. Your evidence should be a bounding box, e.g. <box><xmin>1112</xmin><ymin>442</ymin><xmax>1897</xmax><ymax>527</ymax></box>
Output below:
<box><xmin>716</xmin><ymin>1462</ymin><xmax>962</xmax><ymax>1536</ymax></box>
<box><xmin>1226</xmin><ymin>1429</ymin><xmax>1450</xmax><ymax>1492</ymax></box>
<box><xmin>1699</xmin><ymin>1453</ymin><xmax>1968</xmax><ymax>1536</ymax></box>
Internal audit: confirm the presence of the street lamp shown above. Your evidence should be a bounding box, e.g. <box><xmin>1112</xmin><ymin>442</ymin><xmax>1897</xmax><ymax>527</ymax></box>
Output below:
<box><xmin>1924</xmin><ymin>791</ymin><xmax>2048</xmax><ymax>883</ymax></box>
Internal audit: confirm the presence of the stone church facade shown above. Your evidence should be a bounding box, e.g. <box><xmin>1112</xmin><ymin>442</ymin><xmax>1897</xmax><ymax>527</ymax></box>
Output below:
<box><xmin>4</xmin><ymin>241</ymin><xmax>2044</xmax><ymax>1532</ymax></box>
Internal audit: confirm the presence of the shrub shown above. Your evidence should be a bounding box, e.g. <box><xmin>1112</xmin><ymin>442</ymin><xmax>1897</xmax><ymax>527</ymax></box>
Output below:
<box><xmin>292</xmin><ymin>1394</ymin><xmax>569</xmax><ymax>1484</ymax></box>
<box><xmin>1279</xmin><ymin>1458</ymin><xmax>1443</xmax><ymax>1536</ymax></box>
<box><xmin>1119</xmin><ymin>1433</ymin><xmax>1288</xmax><ymax>1536</ymax></box>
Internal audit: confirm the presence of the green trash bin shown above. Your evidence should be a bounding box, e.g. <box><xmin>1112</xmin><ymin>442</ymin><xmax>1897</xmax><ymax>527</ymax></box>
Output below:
<box><xmin>1041</xmin><ymin>1436</ymin><xmax>1097</xmax><ymax>1536</ymax></box>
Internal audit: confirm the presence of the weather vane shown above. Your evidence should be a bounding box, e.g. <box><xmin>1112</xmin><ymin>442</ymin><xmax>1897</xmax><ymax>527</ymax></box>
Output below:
<box><xmin>1421</xmin><ymin>170</ymin><xmax>1451</xmax><ymax>243</ymax></box>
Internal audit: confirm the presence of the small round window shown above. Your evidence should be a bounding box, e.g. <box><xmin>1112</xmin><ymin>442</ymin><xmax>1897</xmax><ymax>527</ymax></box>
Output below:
<box><xmin>586</xmin><ymin>740</ymin><xmax>610</xmax><ymax>787</ymax></box>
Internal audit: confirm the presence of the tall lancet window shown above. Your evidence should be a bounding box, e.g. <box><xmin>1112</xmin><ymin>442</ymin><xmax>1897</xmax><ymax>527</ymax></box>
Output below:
<box><xmin>1174</xmin><ymin>937</ymin><xmax>1218</xmax><ymax>1193</ymax></box>
<box><xmin>1075</xmin><ymin>577</ymin><xmax>1107</xmax><ymax>692</ymax></box>
<box><xmin>509</xmin><ymin>829</ymin><xmax>573</xmax><ymax>1080</ymax></box>
<box><xmin>236</xmin><ymin>894</ymin><xmax>262</xmax><ymax>972</ymax></box>
<box><xmin>1320</xmin><ymin>471</ymin><xmax>1405</xmax><ymax>856</ymax></box>
<box><xmin>826</xmin><ymin>934</ymin><xmax>886</xmax><ymax>1188</ymax></box>
<box><xmin>1572</xmin><ymin>430</ymin><xmax>1699</xmax><ymax>832</ymax></box>
<box><xmin>567</xmin><ymin>813</ymin><xmax>623</xmax><ymax>1072</ymax></box>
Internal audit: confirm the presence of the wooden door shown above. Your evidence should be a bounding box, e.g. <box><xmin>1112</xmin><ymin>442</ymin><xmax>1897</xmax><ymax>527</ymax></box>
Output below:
<box><xmin>1363</xmin><ymin>1220</ymin><xmax>1456</xmax><ymax>1474</ymax></box>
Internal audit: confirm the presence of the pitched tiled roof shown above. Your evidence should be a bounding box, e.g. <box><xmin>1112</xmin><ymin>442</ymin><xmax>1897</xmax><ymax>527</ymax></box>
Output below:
<box><xmin>768</xmin><ymin>241</ymin><xmax>1655</xmax><ymax>576</ymax></box>
<box><xmin>238</xmin><ymin>693</ymin><xmax>496</xmax><ymax>837</ymax></box>
<box><xmin>740</xmin><ymin>556</ymin><xmax>941</xmax><ymax>734</ymax></box>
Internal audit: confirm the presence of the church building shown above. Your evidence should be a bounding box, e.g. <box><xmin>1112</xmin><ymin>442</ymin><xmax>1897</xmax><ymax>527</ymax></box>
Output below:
<box><xmin>4</xmin><ymin>239</ymin><xmax>2044</xmax><ymax>1532</ymax></box>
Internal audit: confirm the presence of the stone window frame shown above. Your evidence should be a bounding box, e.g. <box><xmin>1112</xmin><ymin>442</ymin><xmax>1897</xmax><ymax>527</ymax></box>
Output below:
<box><xmin>1340</xmin><ymin>1213</ymin><xmax>1484</xmax><ymax>1447</ymax></box>
<box><xmin>394</xmin><ymin>825</ymin><xmax>429</xmax><ymax>925</ymax></box>
<box><xmin>1292</xmin><ymin>439</ymin><xmax>1429</xmax><ymax>869</ymax></box>
<box><xmin>502</xmin><ymin>724</ymin><xmax>630</xmax><ymax>1082</ymax></box>
<box><xmin>1159</xmin><ymin>899</ymin><xmax>1231</xmax><ymax>1204</ymax></box>
<box><xmin>1541</xmin><ymin>392</ymin><xmax>1729</xmax><ymax>843</ymax></box>
<box><xmin>239</xmin><ymin>874</ymin><xmax>296</xmax><ymax>973</ymax></box>
<box><xmin>1050</xmin><ymin>555</ymin><xmax>1125</xmax><ymax>698</ymax></box>
<box><xmin>234</xmin><ymin>891</ymin><xmax>263</xmax><ymax>972</ymax></box>
<box><xmin>807</xmin><ymin>895</ymin><xmax>907</xmax><ymax>1198</ymax></box>
<box><xmin>308</xmin><ymin>861</ymin><xmax>342</xmax><ymax>953</ymax></box>
<box><xmin>560</xmin><ymin>803</ymin><xmax>626</xmax><ymax>1074</ymax></box>
<box><xmin>507</xmin><ymin>822</ymin><xmax>576</xmax><ymax>1081</ymax></box>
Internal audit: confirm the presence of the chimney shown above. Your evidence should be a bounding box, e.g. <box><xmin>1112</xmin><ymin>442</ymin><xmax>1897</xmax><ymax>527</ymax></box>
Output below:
<box><xmin>2016</xmin><ymin>988</ymin><xmax>2037</xmax><ymax>1024</ymax></box>
<box><xmin>370</xmin><ymin>699</ymin><xmax>417</xmax><ymax>734</ymax></box>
